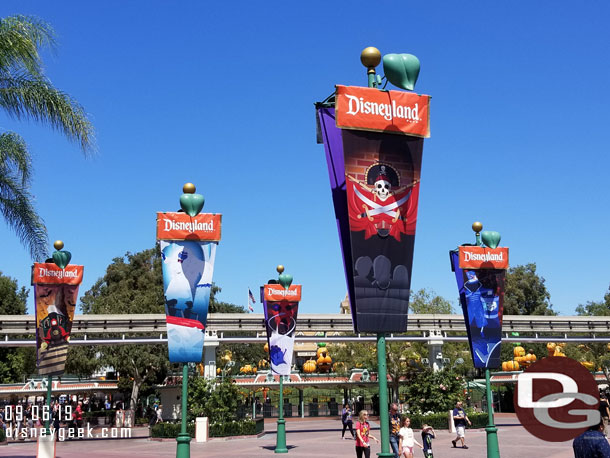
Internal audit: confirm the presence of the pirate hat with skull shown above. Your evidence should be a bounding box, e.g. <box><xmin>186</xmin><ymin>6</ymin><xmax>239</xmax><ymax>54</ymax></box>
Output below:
<box><xmin>374</xmin><ymin>166</ymin><xmax>392</xmax><ymax>201</ymax></box>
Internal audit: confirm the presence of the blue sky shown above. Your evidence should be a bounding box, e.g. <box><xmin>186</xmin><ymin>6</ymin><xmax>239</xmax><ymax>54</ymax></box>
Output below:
<box><xmin>1</xmin><ymin>1</ymin><xmax>609</xmax><ymax>316</ymax></box>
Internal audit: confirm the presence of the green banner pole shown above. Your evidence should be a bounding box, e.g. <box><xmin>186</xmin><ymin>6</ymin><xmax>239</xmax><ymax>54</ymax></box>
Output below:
<box><xmin>45</xmin><ymin>375</ymin><xmax>52</xmax><ymax>433</ymax></box>
<box><xmin>176</xmin><ymin>364</ymin><xmax>191</xmax><ymax>458</ymax></box>
<box><xmin>485</xmin><ymin>368</ymin><xmax>500</xmax><ymax>458</ymax></box>
<box><xmin>376</xmin><ymin>334</ymin><xmax>393</xmax><ymax>457</ymax></box>
<box><xmin>275</xmin><ymin>375</ymin><xmax>288</xmax><ymax>453</ymax></box>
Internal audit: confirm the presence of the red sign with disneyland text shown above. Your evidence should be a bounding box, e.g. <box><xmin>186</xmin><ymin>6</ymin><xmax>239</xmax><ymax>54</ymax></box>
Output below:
<box><xmin>32</xmin><ymin>263</ymin><xmax>84</xmax><ymax>285</ymax></box>
<box><xmin>156</xmin><ymin>212</ymin><xmax>222</xmax><ymax>241</ymax></box>
<box><xmin>459</xmin><ymin>246</ymin><xmax>509</xmax><ymax>270</ymax></box>
<box><xmin>335</xmin><ymin>85</ymin><xmax>430</xmax><ymax>137</ymax></box>
<box><xmin>264</xmin><ymin>285</ymin><xmax>302</xmax><ymax>302</ymax></box>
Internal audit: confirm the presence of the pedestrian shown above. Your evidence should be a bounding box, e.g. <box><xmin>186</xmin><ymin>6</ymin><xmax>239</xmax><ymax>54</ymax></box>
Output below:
<box><xmin>451</xmin><ymin>401</ymin><xmax>471</xmax><ymax>449</ymax></box>
<box><xmin>389</xmin><ymin>403</ymin><xmax>401</xmax><ymax>457</ymax></box>
<box><xmin>355</xmin><ymin>410</ymin><xmax>379</xmax><ymax>458</ymax></box>
<box><xmin>156</xmin><ymin>404</ymin><xmax>164</xmax><ymax>424</ymax></box>
<box><xmin>398</xmin><ymin>417</ymin><xmax>423</xmax><ymax>458</ymax></box>
<box><xmin>74</xmin><ymin>401</ymin><xmax>84</xmax><ymax>430</ymax></box>
<box><xmin>598</xmin><ymin>391</ymin><xmax>610</xmax><ymax>436</ymax></box>
<box><xmin>341</xmin><ymin>404</ymin><xmax>355</xmax><ymax>439</ymax></box>
<box><xmin>420</xmin><ymin>424</ymin><xmax>435</xmax><ymax>458</ymax></box>
<box><xmin>573</xmin><ymin>420</ymin><xmax>610</xmax><ymax>457</ymax></box>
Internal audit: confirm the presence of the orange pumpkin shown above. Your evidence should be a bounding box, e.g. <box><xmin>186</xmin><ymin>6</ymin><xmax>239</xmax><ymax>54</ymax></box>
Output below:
<box><xmin>264</xmin><ymin>343</ymin><xmax>269</xmax><ymax>353</ymax></box>
<box><xmin>303</xmin><ymin>360</ymin><xmax>317</xmax><ymax>373</ymax></box>
<box><xmin>513</xmin><ymin>346</ymin><xmax>525</xmax><ymax>358</ymax></box>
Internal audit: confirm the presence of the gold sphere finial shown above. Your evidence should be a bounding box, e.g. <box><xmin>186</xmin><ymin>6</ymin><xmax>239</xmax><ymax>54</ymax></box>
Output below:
<box><xmin>472</xmin><ymin>221</ymin><xmax>483</xmax><ymax>233</ymax></box>
<box><xmin>53</xmin><ymin>240</ymin><xmax>64</xmax><ymax>250</ymax></box>
<box><xmin>361</xmin><ymin>47</ymin><xmax>381</xmax><ymax>69</ymax></box>
<box><xmin>276</xmin><ymin>265</ymin><xmax>285</xmax><ymax>274</ymax></box>
<box><xmin>183</xmin><ymin>182</ymin><xmax>196</xmax><ymax>194</ymax></box>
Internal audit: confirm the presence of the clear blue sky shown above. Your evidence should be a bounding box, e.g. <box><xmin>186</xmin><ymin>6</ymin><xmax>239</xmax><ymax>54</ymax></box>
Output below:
<box><xmin>1</xmin><ymin>1</ymin><xmax>609</xmax><ymax>316</ymax></box>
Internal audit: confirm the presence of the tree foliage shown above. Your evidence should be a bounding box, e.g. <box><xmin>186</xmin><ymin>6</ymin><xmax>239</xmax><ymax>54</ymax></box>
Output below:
<box><xmin>403</xmin><ymin>369</ymin><xmax>465</xmax><ymax>414</ymax></box>
<box><xmin>0</xmin><ymin>15</ymin><xmax>95</xmax><ymax>260</ymax></box>
<box><xmin>0</xmin><ymin>271</ymin><xmax>35</xmax><ymax>382</ymax></box>
<box><xmin>188</xmin><ymin>377</ymin><xmax>241</xmax><ymax>423</ymax></box>
<box><xmin>70</xmin><ymin>247</ymin><xmax>170</xmax><ymax>410</ymax></box>
<box><xmin>409</xmin><ymin>288</ymin><xmax>454</xmax><ymax>314</ymax></box>
<box><xmin>503</xmin><ymin>263</ymin><xmax>555</xmax><ymax>315</ymax></box>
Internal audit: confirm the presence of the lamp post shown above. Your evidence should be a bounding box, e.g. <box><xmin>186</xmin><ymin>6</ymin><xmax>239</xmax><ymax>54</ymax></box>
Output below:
<box><xmin>275</xmin><ymin>374</ymin><xmax>288</xmax><ymax>453</ymax></box>
<box><xmin>176</xmin><ymin>364</ymin><xmax>191</xmax><ymax>458</ymax></box>
<box><xmin>472</xmin><ymin>222</ymin><xmax>501</xmax><ymax>458</ymax></box>
<box><xmin>361</xmin><ymin>47</ymin><xmax>394</xmax><ymax>458</ymax></box>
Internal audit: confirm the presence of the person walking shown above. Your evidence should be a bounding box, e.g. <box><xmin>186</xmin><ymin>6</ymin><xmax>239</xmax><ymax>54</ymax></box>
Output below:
<box><xmin>598</xmin><ymin>391</ymin><xmax>610</xmax><ymax>436</ymax></box>
<box><xmin>341</xmin><ymin>404</ymin><xmax>355</xmax><ymax>439</ymax></box>
<box><xmin>355</xmin><ymin>410</ymin><xmax>379</xmax><ymax>458</ymax></box>
<box><xmin>451</xmin><ymin>401</ymin><xmax>471</xmax><ymax>449</ymax></box>
<box><xmin>389</xmin><ymin>403</ymin><xmax>401</xmax><ymax>457</ymax></box>
<box><xmin>398</xmin><ymin>417</ymin><xmax>423</xmax><ymax>458</ymax></box>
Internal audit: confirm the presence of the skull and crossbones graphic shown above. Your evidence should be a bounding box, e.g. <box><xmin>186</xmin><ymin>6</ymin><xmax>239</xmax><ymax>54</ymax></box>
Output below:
<box><xmin>373</xmin><ymin>166</ymin><xmax>392</xmax><ymax>201</ymax></box>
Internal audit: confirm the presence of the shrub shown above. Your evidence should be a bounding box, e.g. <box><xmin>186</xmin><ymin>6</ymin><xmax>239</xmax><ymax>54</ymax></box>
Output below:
<box><xmin>150</xmin><ymin>419</ymin><xmax>256</xmax><ymax>438</ymax></box>
<box><xmin>406</xmin><ymin>412</ymin><xmax>488</xmax><ymax>430</ymax></box>
<box><xmin>0</xmin><ymin>426</ymin><xmax>5</xmax><ymax>442</ymax></box>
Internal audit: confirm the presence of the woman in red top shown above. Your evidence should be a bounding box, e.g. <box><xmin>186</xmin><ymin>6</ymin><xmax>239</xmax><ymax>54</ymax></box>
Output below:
<box><xmin>355</xmin><ymin>410</ymin><xmax>379</xmax><ymax>458</ymax></box>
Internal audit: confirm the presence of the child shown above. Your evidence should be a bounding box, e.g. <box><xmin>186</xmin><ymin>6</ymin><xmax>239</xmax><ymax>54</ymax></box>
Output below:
<box><xmin>421</xmin><ymin>424</ymin><xmax>435</xmax><ymax>457</ymax></box>
<box><xmin>398</xmin><ymin>417</ymin><xmax>423</xmax><ymax>458</ymax></box>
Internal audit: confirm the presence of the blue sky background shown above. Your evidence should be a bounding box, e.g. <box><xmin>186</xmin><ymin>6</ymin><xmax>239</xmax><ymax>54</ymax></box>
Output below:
<box><xmin>1</xmin><ymin>1</ymin><xmax>609</xmax><ymax>316</ymax></box>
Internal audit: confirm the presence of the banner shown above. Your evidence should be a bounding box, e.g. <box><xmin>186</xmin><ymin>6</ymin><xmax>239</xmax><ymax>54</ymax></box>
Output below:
<box><xmin>450</xmin><ymin>250</ymin><xmax>506</xmax><ymax>368</ymax></box>
<box><xmin>32</xmin><ymin>263</ymin><xmax>83</xmax><ymax>376</ymax></box>
<box><xmin>157</xmin><ymin>212</ymin><xmax>221</xmax><ymax>362</ymax></box>
<box><xmin>317</xmin><ymin>106</ymin><xmax>423</xmax><ymax>333</ymax></box>
<box><xmin>336</xmin><ymin>85</ymin><xmax>431</xmax><ymax>137</ymax></box>
<box><xmin>261</xmin><ymin>285</ymin><xmax>300</xmax><ymax>375</ymax></box>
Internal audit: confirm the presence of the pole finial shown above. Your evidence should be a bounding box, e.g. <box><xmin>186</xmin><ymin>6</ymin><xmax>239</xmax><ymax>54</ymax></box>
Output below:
<box><xmin>53</xmin><ymin>240</ymin><xmax>64</xmax><ymax>251</ymax></box>
<box><xmin>472</xmin><ymin>221</ymin><xmax>483</xmax><ymax>233</ymax></box>
<box><xmin>276</xmin><ymin>265</ymin><xmax>285</xmax><ymax>274</ymax></box>
<box><xmin>183</xmin><ymin>182</ymin><xmax>196</xmax><ymax>194</ymax></box>
<box><xmin>361</xmin><ymin>47</ymin><xmax>381</xmax><ymax>72</ymax></box>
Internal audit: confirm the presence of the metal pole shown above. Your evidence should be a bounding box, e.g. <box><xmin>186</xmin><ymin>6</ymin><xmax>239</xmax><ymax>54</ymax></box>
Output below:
<box><xmin>275</xmin><ymin>376</ymin><xmax>288</xmax><ymax>453</ymax></box>
<box><xmin>45</xmin><ymin>375</ymin><xmax>52</xmax><ymax>433</ymax></box>
<box><xmin>376</xmin><ymin>334</ymin><xmax>393</xmax><ymax>458</ymax></box>
<box><xmin>485</xmin><ymin>368</ymin><xmax>500</xmax><ymax>458</ymax></box>
<box><xmin>176</xmin><ymin>364</ymin><xmax>191</xmax><ymax>458</ymax></box>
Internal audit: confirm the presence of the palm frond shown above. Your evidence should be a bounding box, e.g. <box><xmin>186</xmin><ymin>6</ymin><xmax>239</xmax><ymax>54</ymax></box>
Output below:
<box><xmin>0</xmin><ymin>15</ymin><xmax>55</xmax><ymax>79</ymax></box>
<box><xmin>0</xmin><ymin>131</ymin><xmax>32</xmax><ymax>184</ymax></box>
<box><xmin>0</xmin><ymin>74</ymin><xmax>95</xmax><ymax>154</ymax></box>
<box><xmin>0</xmin><ymin>172</ymin><xmax>48</xmax><ymax>261</ymax></box>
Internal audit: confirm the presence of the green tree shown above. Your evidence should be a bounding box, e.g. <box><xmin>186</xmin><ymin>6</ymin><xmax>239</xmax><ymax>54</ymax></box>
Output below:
<box><xmin>74</xmin><ymin>247</ymin><xmax>169</xmax><ymax>411</ymax></box>
<box><xmin>0</xmin><ymin>271</ymin><xmax>36</xmax><ymax>382</ymax></box>
<box><xmin>409</xmin><ymin>288</ymin><xmax>454</xmax><ymax>314</ymax></box>
<box><xmin>503</xmin><ymin>263</ymin><xmax>555</xmax><ymax>315</ymax></box>
<box><xmin>403</xmin><ymin>368</ymin><xmax>464</xmax><ymax>414</ymax></box>
<box><xmin>188</xmin><ymin>377</ymin><xmax>241</xmax><ymax>423</ymax></box>
<box><xmin>0</xmin><ymin>15</ymin><xmax>94</xmax><ymax>260</ymax></box>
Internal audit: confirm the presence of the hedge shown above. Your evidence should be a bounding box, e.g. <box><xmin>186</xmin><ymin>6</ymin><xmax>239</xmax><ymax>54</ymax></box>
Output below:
<box><xmin>406</xmin><ymin>412</ymin><xmax>488</xmax><ymax>430</ymax></box>
<box><xmin>150</xmin><ymin>420</ymin><xmax>257</xmax><ymax>438</ymax></box>
<box><xmin>0</xmin><ymin>426</ymin><xmax>5</xmax><ymax>442</ymax></box>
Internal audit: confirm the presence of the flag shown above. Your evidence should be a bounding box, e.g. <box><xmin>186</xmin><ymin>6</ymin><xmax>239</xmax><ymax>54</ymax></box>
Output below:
<box><xmin>248</xmin><ymin>288</ymin><xmax>256</xmax><ymax>312</ymax></box>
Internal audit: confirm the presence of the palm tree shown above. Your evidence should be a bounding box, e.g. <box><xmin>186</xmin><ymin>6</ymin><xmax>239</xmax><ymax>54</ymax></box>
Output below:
<box><xmin>0</xmin><ymin>15</ymin><xmax>94</xmax><ymax>260</ymax></box>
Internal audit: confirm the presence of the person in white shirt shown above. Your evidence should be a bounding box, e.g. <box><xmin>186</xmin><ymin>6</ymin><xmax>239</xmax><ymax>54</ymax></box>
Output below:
<box><xmin>398</xmin><ymin>417</ymin><xmax>423</xmax><ymax>458</ymax></box>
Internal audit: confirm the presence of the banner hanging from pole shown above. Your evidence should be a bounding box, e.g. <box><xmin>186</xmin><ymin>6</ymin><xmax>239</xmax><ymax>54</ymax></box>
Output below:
<box><xmin>317</xmin><ymin>90</ymin><xmax>426</xmax><ymax>333</ymax></box>
<box><xmin>450</xmin><ymin>245</ymin><xmax>508</xmax><ymax>369</ymax></box>
<box><xmin>261</xmin><ymin>284</ymin><xmax>301</xmax><ymax>375</ymax></box>
<box><xmin>32</xmin><ymin>263</ymin><xmax>83</xmax><ymax>376</ymax></box>
<box><xmin>157</xmin><ymin>211</ymin><xmax>221</xmax><ymax>363</ymax></box>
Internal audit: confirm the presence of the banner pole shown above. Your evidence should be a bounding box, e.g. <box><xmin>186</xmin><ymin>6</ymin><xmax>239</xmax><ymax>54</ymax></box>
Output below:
<box><xmin>176</xmin><ymin>364</ymin><xmax>191</xmax><ymax>458</ymax></box>
<box><xmin>275</xmin><ymin>375</ymin><xmax>288</xmax><ymax>453</ymax></box>
<box><xmin>45</xmin><ymin>375</ymin><xmax>52</xmax><ymax>433</ymax></box>
<box><xmin>485</xmin><ymin>368</ymin><xmax>500</xmax><ymax>458</ymax></box>
<box><xmin>376</xmin><ymin>334</ymin><xmax>393</xmax><ymax>457</ymax></box>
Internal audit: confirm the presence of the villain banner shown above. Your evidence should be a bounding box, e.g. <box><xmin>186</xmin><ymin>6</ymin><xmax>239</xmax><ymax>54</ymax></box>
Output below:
<box><xmin>157</xmin><ymin>212</ymin><xmax>221</xmax><ymax>362</ymax></box>
<box><xmin>32</xmin><ymin>263</ymin><xmax>83</xmax><ymax>375</ymax></box>
<box><xmin>261</xmin><ymin>284</ymin><xmax>301</xmax><ymax>375</ymax></box>
<box><xmin>317</xmin><ymin>100</ymin><xmax>424</xmax><ymax>333</ymax></box>
<box><xmin>450</xmin><ymin>246</ymin><xmax>508</xmax><ymax>369</ymax></box>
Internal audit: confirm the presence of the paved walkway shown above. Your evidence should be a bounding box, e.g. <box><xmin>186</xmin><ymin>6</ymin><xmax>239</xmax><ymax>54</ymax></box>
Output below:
<box><xmin>1</xmin><ymin>415</ymin><xmax>582</xmax><ymax>457</ymax></box>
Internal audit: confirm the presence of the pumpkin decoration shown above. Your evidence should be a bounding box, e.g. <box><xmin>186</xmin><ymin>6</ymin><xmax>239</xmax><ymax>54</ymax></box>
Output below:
<box><xmin>316</xmin><ymin>343</ymin><xmax>332</xmax><ymax>372</ymax></box>
<box><xmin>216</xmin><ymin>367</ymin><xmax>221</xmax><ymax>375</ymax></box>
<box><xmin>580</xmin><ymin>361</ymin><xmax>595</xmax><ymax>370</ymax></box>
<box><xmin>502</xmin><ymin>360</ymin><xmax>519</xmax><ymax>371</ymax></box>
<box><xmin>258</xmin><ymin>359</ymin><xmax>269</xmax><ymax>368</ymax></box>
<box><xmin>240</xmin><ymin>364</ymin><xmax>253</xmax><ymax>374</ymax></box>
<box><xmin>546</xmin><ymin>342</ymin><xmax>556</xmax><ymax>357</ymax></box>
<box><xmin>513</xmin><ymin>346</ymin><xmax>526</xmax><ymax>358</ymax></box>
<box><xmin>264</xmin><ymin>343</ymin><xmax>269</xmax><ymax>353</ymax></box>
<box><xmin>303</xmin><ymin>359</ymin><xmax>317</xmax><ymax>374</ymax></box>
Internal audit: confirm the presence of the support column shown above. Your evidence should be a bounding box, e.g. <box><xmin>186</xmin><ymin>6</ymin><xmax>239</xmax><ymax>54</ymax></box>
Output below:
<box><xmin>299</xmin><ymin>389</ymin><xmax>304</xmax><ymax>418</ymax></box>
<box><xmin>427</xmin><ymin>330</ymin><xmax>445</xmax><ymax>372</ymax></box>
<box><xmin>376</xmin><ymin>334</ymin><xmax>393</xmax><ymax>458</ymax></box>
<box><xmin>203</xmin><ymin>332</ymin><xmax>219</xmax><ymax>379</ymax></box>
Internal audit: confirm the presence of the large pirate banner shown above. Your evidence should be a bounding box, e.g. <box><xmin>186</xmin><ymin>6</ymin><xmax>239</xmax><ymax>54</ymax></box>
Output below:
<box><xmin>317</xmin><ymin>85</ymin><xmax>429</xmax><ymax>333</ymax></box>
<box><xmin>261</xmin><ymin>284</ymin><xmax>301</xmax><ymax>375</ymax></box>
<box><xmin>450</xmin><ymin>245</ymin><xmax>509</xmax><ymax>368</ymax></box>
<box><xmin>157</xmin><ymin>211</ymin><xmax>221</xmax><ymax>362</ymax></box>
<box><xmin>32</xmin><ymin>263</ymin><xmax>83</xmax><ymax>375</ymax></box>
